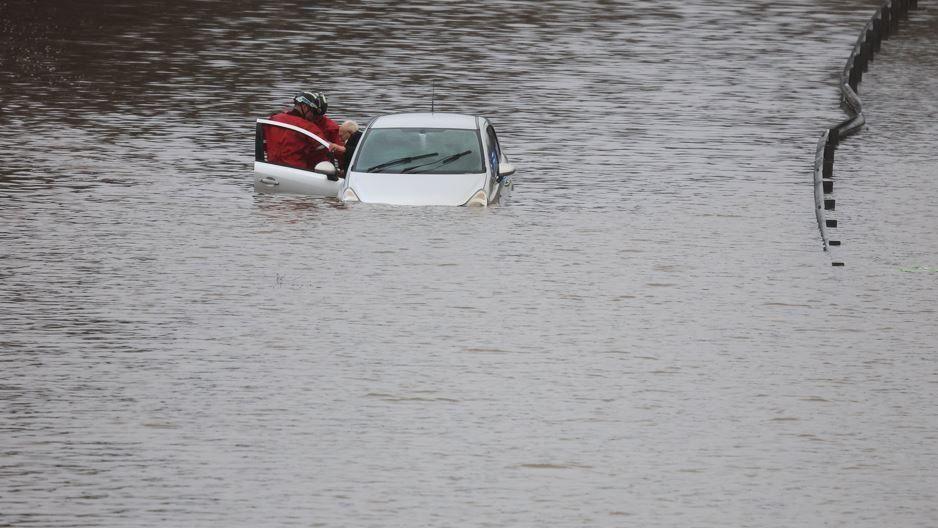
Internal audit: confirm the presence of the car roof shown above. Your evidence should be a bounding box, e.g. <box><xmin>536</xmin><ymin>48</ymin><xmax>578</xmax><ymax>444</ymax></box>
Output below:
<box><xmin>370</xmin><ymin>113</ymin><xmax>479</xmax><ymax>130</ymax></box>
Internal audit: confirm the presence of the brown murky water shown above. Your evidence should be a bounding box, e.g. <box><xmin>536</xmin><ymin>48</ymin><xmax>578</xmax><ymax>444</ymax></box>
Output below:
<box><xmin>2</xmin><ymin>1</ymin><xmax>937</xmax><ymax>526</ymax></box>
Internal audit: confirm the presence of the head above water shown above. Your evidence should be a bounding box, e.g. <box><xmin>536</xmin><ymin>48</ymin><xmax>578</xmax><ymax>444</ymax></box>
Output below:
<box><xmin>339</xmin><ymin>120</ymin><xmax>359</xmax><ymax>142</ymax></box>
<box><xmin>293</xmin><ymin>91</ymin><xmax>328</xmax><ymax>117</ymax></box>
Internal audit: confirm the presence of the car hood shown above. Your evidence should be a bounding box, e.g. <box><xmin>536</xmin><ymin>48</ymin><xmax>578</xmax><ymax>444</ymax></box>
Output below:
<box><xmin>344</xmin><ymin>171</ymin><xmax>486</xmax><ymax>206</ymax></box>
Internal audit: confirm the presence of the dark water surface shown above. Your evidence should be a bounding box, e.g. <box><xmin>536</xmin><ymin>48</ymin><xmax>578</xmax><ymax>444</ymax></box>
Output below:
<box><xmin>2</xmin><ymin>1</ymin><xmax>937</xmax><ymax>526</ymax></box>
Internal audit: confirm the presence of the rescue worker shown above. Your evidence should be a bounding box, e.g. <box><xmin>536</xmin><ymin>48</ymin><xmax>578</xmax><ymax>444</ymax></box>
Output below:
<box><xmin>302</xmin><ymin>91</ymin><xmax>341</xmax><ymax>147</ymax></box>
<box><xmin>265</xmin><ymin>91</ymin><xmax>340</xmax><ymax>170</ymax></box>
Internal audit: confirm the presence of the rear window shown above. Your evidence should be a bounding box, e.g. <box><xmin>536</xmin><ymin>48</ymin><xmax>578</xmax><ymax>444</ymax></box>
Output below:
<box><xmin>352</xmin><ymin>128</ymin><xmax>485</xmax><ymax>174</ymax></box>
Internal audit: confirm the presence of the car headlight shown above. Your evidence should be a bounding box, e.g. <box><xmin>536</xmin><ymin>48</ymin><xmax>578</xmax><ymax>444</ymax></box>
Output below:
<box><xmin>342</xmin><ymin>187</ymin><xmax>360</xmax><ymax>202</ymax></box>
<box><xmin>464</xmin><ymin>189</ymin><xmax>487</xmax><ymax>207</ymax></box>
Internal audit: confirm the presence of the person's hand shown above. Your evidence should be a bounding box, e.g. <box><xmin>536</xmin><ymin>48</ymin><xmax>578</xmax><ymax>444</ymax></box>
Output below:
<box><xmin>329</xmin><ymin>143</ymin><xmax>346</xmax><ymax>155</ymax></box>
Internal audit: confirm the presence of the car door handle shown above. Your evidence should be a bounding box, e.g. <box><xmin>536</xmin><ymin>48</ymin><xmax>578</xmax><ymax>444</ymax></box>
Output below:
<box><xmin>259</xmin><ymin>176</ymin><xmax>279</xmax><ymax>186</ymax></box>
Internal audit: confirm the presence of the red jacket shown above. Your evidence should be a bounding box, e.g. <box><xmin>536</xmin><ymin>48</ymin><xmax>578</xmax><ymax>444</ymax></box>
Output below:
<box><xmin>265</xmin><ymin>110</ymin><xmax>329</xmax><ymax>170</ymax></box>
<box><xmin>311</xmin><ymin>115</ymin><xmax>341</xmax><ymax>145</ymax></box>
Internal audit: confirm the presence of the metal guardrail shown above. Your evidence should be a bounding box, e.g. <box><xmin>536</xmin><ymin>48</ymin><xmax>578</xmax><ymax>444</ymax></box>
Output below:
<box><xmin>813</xmin><ymin>0</ymin><xmax>919</xmax><ymax>266</ymax></box>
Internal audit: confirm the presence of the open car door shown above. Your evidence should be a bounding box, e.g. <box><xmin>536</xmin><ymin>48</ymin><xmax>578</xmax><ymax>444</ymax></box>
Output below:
<box><xmin>253</xmin><ymin>118</ymin><xmax>341</xmax><ymax>196</ymax></box>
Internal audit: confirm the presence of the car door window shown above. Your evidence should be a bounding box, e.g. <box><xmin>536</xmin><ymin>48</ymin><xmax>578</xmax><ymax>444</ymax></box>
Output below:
<box><xmin>485</xmin><ymin>126</ymin><xmax>500</xmax><ymax>177</ymax></box>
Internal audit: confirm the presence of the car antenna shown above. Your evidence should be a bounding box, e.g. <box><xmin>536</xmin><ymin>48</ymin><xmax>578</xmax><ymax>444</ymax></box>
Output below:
<box><xmin>431</xmin><ymin>81</ymin><xmax>435</xmax><ymax>114</ymax></box>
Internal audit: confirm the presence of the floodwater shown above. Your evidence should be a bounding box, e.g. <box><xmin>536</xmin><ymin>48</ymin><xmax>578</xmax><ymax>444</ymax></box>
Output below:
<box><xmin>1</xmin><ymin>1</ymin><xmax>937</xmax><ymax>526</ymax></box>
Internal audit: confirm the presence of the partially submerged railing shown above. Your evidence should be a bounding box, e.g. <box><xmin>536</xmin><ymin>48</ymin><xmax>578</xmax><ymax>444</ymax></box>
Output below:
<box><xmin>813</xmin><ymin>0</ymin><xmax>919</xmax><ymax>266</ymax></box>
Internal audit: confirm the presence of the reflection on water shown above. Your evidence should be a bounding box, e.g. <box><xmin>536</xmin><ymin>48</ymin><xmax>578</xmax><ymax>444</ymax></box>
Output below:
<box><xmin>2</xmin><ymin>1</ymin><xmax>937</xmax><ymax>526</ymax></box>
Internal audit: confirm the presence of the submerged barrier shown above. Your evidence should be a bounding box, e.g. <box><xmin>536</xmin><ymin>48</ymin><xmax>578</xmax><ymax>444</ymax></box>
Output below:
<box><xmin>813</xmin><ymin>0</ymin><xmax>919</xmax><ymax>266</ymax></box>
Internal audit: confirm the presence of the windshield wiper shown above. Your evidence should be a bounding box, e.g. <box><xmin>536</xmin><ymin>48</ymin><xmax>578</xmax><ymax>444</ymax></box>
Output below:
<box><xmin>401</xmin><ymin>150</ymin><xmax>473</xmax><ymax>173</ymax></box>
<box><xmin>366</xmin><ymin>152</ymin><xmax>438</xmax><ymax>173</ymax></box>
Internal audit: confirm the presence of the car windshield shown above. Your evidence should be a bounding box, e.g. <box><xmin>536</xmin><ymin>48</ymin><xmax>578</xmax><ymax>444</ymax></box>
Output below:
<box><xmin>352</xmin><ymin>128</ymin><xmax>485</xmax><ymax>174</ymax></box>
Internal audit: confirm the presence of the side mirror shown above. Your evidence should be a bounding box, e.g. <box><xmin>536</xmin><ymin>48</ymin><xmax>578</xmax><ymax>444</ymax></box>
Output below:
<box><xmin>497</xmin><ymin>162</ymin><xmax>516</xmax><ymax>179</ymax></box>
<box><xmin>314</xmin><ymin>161</ymin><xmax>338</xmax><ymax>181</ymax></box>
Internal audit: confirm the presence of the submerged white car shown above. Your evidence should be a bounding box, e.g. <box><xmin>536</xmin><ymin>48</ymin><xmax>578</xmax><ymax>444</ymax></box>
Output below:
<box><xmin>254</xmin><ymin>112</ymin><xmax>515</xmax><ymax>206</ymax></box>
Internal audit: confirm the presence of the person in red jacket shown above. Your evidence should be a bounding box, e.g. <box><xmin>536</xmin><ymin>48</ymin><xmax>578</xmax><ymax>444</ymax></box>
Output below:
<box><xmin>265</xmin><ymin>91</ymin><xmax>341</xmax><ymax>170</ymax></box>
<box><xmin>302</xmin><ymin>92</ymin><xmax>342</xmax><ymax>147</ymax></box>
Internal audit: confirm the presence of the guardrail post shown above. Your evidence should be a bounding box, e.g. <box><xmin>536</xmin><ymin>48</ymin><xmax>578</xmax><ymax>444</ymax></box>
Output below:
<box><xmin>871</xmin><ymin>18</ymin><xmax>883</xmax><ymax>51</ymax></box>
<box><xmin>823</xmin><ymin>135</ymin><xmax>835</xmax><ymax>178</ymax></box>
<box><xmin>823</xmin><ymin>141</ymin><xmax>836</xmax><ymax>178</ymax></box>
<box><xmin>863</xmin><ymin>32</ymin><xmax>874</xmax><ymax>69</ymax></box>
<box><xmin>849</xmin><ymin>66</ymin><xmax>860</xmax><ymax>92</ymax></box>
